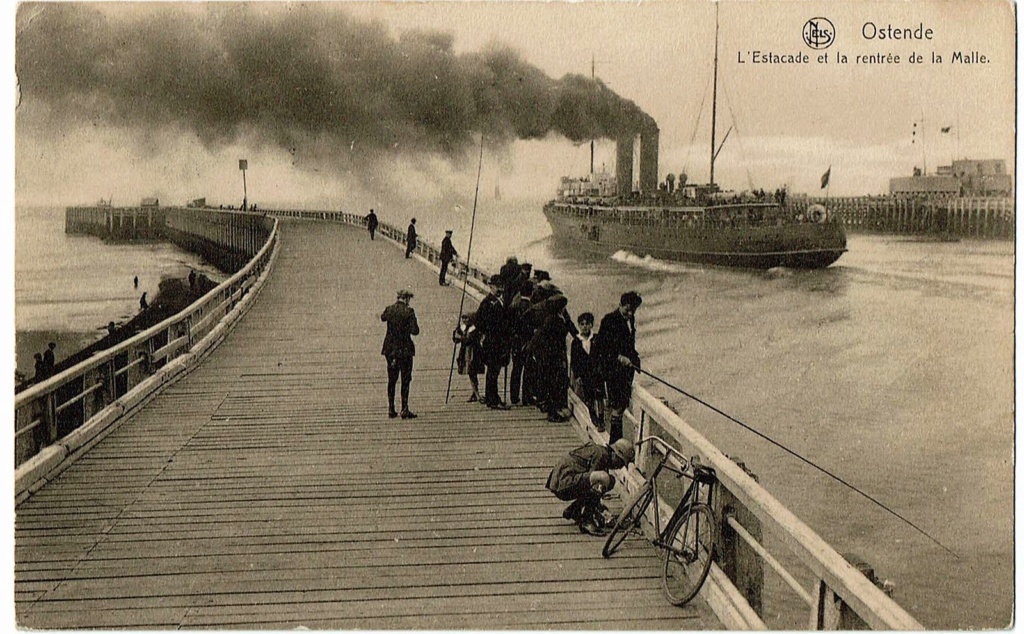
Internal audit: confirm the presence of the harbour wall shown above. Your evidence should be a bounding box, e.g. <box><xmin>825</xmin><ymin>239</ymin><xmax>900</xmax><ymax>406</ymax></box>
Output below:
<box><xmin>66</xmin><ymin>206</ymin><xmax>271</xmax><ymax>272</ymax></box>
<box><xmin>797</xmin><ymin>196</ymin><xmax>1014</xmax><ymax>238</ymax></box>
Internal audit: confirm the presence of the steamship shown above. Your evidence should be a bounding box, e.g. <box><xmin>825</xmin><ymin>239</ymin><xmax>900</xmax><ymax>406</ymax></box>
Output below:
<box><xmin>542</xmin><ymin>10</ymin><xmax>846</xmax><ymax>270</ymax></box>
<box><xmin>541</xmin><ymin>141</ymin><xmax>848</xmax><ymax>269</ymax></box>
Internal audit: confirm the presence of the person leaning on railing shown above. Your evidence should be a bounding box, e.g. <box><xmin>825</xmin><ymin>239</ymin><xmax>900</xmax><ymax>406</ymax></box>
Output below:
<box><xmin>592</xmin><ymin>291</ymin><xmax>643</xmax><ymax>443</ymax></box>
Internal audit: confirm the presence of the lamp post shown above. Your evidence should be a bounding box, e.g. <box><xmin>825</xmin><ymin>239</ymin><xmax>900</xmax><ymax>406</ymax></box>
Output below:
<box><xmin>239</xmin><ymin>159</ymin><xmax>248</xmax><ymax>210</ymax></box>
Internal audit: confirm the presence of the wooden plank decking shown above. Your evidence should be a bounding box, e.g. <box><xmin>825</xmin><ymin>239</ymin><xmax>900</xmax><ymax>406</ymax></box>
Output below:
<box><xmin>14</xmin><ymin>219</ymin><xmax>719</xmax><ymax>629</ymax></box>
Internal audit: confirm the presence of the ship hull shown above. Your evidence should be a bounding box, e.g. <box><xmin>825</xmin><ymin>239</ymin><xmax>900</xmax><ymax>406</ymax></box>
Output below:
<box><xmin>543</xmin><ymin>203</ymin><xmax>847</xmax><ymax>269</ymax></box>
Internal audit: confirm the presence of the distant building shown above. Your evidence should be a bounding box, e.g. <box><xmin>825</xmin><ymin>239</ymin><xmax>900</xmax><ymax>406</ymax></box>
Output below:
<box><xmin>187</xmin><ymin>198</ymin><xmax>207</xmax><ymax>208</ymax></box>
<box><xmin>140</xmin><ymin>197</ymin><xmax>160</xmax><ymax>208</ymax></box>
<box><xmin>890</xmin><ymin>159</ymin><xmax>1012</xmax><ymax>197</ymax></box>
<box><xmin>951</xmin><ymin>159</ymin><xmax>1013</xmax><ymax>196</ymax></box>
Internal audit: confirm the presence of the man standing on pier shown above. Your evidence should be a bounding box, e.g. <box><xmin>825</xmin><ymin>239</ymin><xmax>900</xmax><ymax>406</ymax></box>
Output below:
<box><xmin>593</xmin><ymin>291</ymin><xmax>642</xmax><ymax>443</ymax></box>
<box><xmin>381</xmin><ymin>289</ymin><xmax>420</xmax><ymax>419</ymax></box>
<box><xmin>477</xmin><ymin>275</ymin><xmax>511</xmax><ymax>410</ymax></box>
<box><xmin>365</xmin><ymin>209</ymin><xmax>379</xmax><ymax>240</ymax></box>
<box><xmin>439</xmin><ymin>229</ymin><xmax>457</xmax><ymax>286</ymax></box>
<box><xmin>405</xmin><ymin>218</ymin><xmax>418</xmax><ymax>258</ymax></box>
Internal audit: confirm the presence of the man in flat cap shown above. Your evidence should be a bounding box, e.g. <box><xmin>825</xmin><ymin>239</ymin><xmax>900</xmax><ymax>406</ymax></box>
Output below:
<box><xmin>381</xmin><ymin>289</ymin><xmax>420</xmax><ymax>419</ymax></box>
<box><xmin>439</xmin><ymin>229</ymin><xmax>458</xmax><ymax>286</ymax></box>
<box><xmin>477</xmin><ymin>274</ymin><xmax>511</xmax><ymax>409</ymax></box>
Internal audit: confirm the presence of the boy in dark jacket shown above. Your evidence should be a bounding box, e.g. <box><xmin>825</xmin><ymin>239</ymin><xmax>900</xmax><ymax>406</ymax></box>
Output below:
<box><xmin>546</xmin><ymin>439</ymin><xmax>635</xmax><ymax>534</ymax></box>
<box><xmin>570</xmin><ymin>312</ymin><xmax>604</xmax><ymax>430</ymax></box>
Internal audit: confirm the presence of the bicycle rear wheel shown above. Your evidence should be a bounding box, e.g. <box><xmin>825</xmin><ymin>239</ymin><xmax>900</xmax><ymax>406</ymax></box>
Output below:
<box><xmin>602</xmin><ymin>485</ymin><xmax>654</xmax><ymax>558</ymax></box>
<box><xmin>661</xmin><ymin>503</ymin><xmax>715</xmax><ymax>606</ymax></box>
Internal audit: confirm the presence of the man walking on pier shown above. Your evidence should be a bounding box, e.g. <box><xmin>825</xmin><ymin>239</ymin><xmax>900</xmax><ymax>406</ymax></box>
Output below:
<box><xmin>405</xmin><ymin>218</ymin><xmax>418</xmax><ymax>258</ymax></box>
<box><xmin>381</xmin><ymin>289</ymin><xmax>420</xmax><ymax>419</ymax></box>
<box><xmin>365</xmin><ymin>209</ymin><xmax>379</xmax><ymax>240</ymax></box>
<box><xmin>593</xmin><ymin>291</ymin><xmax>642</xmax><ymax>443</ymax></box>
<box><xmin>439</xmin><ymin>229</ymin><xmax>457</xmax><ymax>286</ymax></box>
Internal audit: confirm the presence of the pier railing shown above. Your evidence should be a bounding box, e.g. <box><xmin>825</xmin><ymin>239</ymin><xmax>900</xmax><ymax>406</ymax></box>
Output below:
<box><xmin>265</xmin><ymin>208</ymin><xmax>923</xmax><ymax>630</ymax></box>
<box><xmin>15</xmin><ymin>210</ymin><xmax>278</xmax><ymax>498</ymax></box>
<box><xmin>611</xmin><ymin>390</ymin><xmax>921</xmax><ymax>630</ymax></box>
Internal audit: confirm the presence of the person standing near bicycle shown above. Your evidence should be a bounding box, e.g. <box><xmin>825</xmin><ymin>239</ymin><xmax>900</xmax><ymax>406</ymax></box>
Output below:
<box><xmin>593</xmin><ymin>291</ymin><xmax>643</xmax><ymax>442</ymax></box>
<box><xmin>546</xmin><ymin>438</ymin><xmax>635</xmax><ymax>534</ymax></box>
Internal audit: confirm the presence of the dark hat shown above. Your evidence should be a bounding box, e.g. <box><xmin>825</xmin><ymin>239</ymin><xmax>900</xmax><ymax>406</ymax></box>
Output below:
<box><xmin>488</xmin><ymin>274</ymin><xmax>504</xmax><ymax>287</ymax></box>
<box><xmin>445</xmin><ymin>229</ymin><xmax>453</xmax><ymax>234</ymax></box>
<box><xmin>620</xmin><ymin>291</ymin><xmax>643</xmax><ymax>309</ymax></box>
<box><xmin>397</xmin><ymin>289</ymin><xmax>414</xmax><ymax>299</ymax></box>
<box><xmin>533</xmin><ymin>269</ymin><xmax>551</xmax><ymax>282</ymax></box>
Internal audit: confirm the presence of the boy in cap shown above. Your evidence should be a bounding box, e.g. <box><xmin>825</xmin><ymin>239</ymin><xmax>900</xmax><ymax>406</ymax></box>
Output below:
<box><xmin>571</xmin><ymin>312</ymin><xmax>604</xmax><ymax>429</ymax></box>
<box><xmin>381</xmin><ymin>289</ymin><xmax>420</xmax><ymax>419</ymax></box>
<box><xmin>546</xmin><ymin>438</ymin><xmax>635</xmax><ymax>535</ymax></box>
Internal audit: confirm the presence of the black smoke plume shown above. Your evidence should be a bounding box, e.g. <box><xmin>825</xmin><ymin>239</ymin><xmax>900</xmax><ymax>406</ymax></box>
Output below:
<box><xmin>16</xmin><ymin>3</ymin><xmax>656</xmax><ymax>173</ymax></box>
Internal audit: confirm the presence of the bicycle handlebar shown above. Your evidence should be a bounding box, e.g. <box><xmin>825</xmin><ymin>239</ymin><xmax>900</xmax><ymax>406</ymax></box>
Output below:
<box><xmin>637</xmin><ymin>435</ymin><xmax>690</xmax><ymax>468</ymax></box>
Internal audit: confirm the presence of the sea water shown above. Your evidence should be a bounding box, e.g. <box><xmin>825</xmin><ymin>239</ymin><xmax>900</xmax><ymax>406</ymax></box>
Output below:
<box><xmin>386</xmin><ymin>198</ymin><xmax>1014</xmax><ymax>629</ymax></box>
<box><xmin>14</xmin><ymin>206</ymin><xmax>224</xmax><ymax>378</ymax></box>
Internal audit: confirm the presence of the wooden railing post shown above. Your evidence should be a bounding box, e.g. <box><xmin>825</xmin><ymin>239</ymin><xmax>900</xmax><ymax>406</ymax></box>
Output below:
<box><xmin>811</xmin><ymin>554</ymin><xmax>894</xmax><ymax>629</ymax></box>
<box><xmin>42</xmin><ymin>392</ymin><xmax>57</xmax><ymax>446</ymax></box>
<box><xmin>715</xmin><ymin>456</ymin><xmax>764</xmax><ymax>618</ymax></box>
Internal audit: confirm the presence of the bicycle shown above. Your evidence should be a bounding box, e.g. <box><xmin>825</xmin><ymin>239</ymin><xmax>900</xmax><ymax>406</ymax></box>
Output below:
<box><xmin>602</xmin><ymin>435</ymin><xmax>718</xmax><ymax>607</ymax></box>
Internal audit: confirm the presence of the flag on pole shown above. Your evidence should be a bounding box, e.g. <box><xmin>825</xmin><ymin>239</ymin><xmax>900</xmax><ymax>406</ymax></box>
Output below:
<box><xmin>820</xmin><ymin>166</ymin><xmax>831</xmax><ymax>189</ymax></box>
<box><xmin>941</xmin><ymin>126</ymin><xmax>952</xmax><ymax>133</ymax></box>
<box><xmin>238</xmin><ymin>159</ymin><xmax>248</xmax><ymax>170</ymax></box>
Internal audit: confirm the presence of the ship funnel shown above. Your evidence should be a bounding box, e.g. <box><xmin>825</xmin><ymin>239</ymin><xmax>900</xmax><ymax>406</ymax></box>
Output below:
<box><xmin>616</xmin><ymin>124</ymin><xmax>659</xmax><ymax>197</ymax></box>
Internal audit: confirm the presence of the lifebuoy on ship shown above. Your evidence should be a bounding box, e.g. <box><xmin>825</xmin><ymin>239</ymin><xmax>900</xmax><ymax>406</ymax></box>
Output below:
<box><xmin>808</xmin><ymin>203</ymin><xmax>827</xmax><ymax>223</ymax></box>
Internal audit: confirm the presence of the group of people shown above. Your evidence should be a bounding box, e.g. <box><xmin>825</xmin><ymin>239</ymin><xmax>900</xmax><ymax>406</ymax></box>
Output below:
<box><xmin>32</xmin><ymin>342</ymin><xmax>57</xmax><ymax>381</ymax></box>
<box><xmin>375</xmin><ymin>245</ymin><xmax>646</xmax><ymax>536</ymax></box>
<box><xmin>378</xmin><ymin>250</ymin><xmax>644</xmax><ymax>443</ymax></box>
<box><xmin>452</xmin><ymin>257</ymin><xmax>642</xmax><ymax>442</ymax></box>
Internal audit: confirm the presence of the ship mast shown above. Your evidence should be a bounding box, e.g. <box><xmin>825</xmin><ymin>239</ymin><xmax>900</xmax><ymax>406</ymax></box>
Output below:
<box><xmin>590</xmin><ymin>54</ymin><xmax>596</xmax><ymax>175</ymax></box>
<box><xmin>709</xmin><ymin>4</ymin><xmax>720</xmax><ymax>187</ymax></box>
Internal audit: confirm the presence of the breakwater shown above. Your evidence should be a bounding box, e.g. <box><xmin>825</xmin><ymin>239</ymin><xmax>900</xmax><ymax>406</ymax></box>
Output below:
<box><xmin>16</xmin><ymin>208</ymin><xmax>277</xmax><ymax>473</ymax></box>
<box><xmin>800</xmin><ymin>196</ymin><xmax>1014</xmax><ymax>238</ymax></box>
<box><xmin>67</xmin><ymin>206</ymin><xmax>271</xmax><ymax>271</ymax></box>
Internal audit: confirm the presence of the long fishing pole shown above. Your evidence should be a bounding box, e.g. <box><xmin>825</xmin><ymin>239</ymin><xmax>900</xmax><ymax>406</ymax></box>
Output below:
<box><xmin>445</xmin><ymin>134</ymin><xmax>485</xmax><ymax>404</ymax></box>
<box><xmin>629</xmin><ymin>363</ymin><xmax>957</xmax><ymax>557</ymax></box>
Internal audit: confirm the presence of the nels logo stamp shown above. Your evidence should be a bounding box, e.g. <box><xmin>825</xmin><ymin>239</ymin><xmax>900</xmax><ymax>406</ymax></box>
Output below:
<box><xmin>802</xmin><ymin>17</ymin><xmax>835</xmax><ymax>50</ymax></box>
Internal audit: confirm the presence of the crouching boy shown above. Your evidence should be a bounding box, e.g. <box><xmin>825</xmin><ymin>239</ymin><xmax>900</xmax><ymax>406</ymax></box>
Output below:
<box><xmin>545</xmin><ymin>439</ymin><xmax>635</xmax><ymax>534</ymax></box>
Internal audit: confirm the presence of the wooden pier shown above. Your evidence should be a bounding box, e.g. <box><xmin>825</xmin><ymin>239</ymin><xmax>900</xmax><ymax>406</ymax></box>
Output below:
<box><xmin>14</xmin><ymin>219</ymin><xmax>718</xmax><ymax>629</ymax></box>
<box><xmin>800</xmin><ymin>195</ymin><xmax>1015</xmax><ymax>238</ymax></box>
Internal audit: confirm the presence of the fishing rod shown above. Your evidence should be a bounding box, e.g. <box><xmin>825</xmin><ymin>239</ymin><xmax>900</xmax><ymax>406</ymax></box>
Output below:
<box><xmin>629</xmin><ymin>362</ymin><xmax>957</xmax><ymax>557</ymax></box>
<box><xmin>445</xmin><ymin>134</ymin><xmax>485</xmax><ymax>404</ymax></box>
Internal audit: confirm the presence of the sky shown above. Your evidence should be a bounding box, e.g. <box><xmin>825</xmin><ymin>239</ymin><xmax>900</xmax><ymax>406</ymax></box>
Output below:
<box><xmin>9</xmin><ymin>1</ymin><xmax>1018</xmax><ymax>206</ymax></box>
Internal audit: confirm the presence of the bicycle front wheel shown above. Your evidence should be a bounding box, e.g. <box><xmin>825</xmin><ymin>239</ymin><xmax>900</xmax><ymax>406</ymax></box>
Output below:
<box><xmin>661</xmin><ymin>503</ymin><xmax>715</xmax><ymax>606</ymax></box>
<box><xmin>602</xmin><ymin>485</ymin><xmax>654</xmax><ymax>558</ymax></box>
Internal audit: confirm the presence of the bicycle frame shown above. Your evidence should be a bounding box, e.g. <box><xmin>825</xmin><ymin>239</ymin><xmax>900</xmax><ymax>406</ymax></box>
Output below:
<box><xmin>635</xmin><ymin>436</ymin><xmax>715</xmax><ymax>546</ymax></box>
